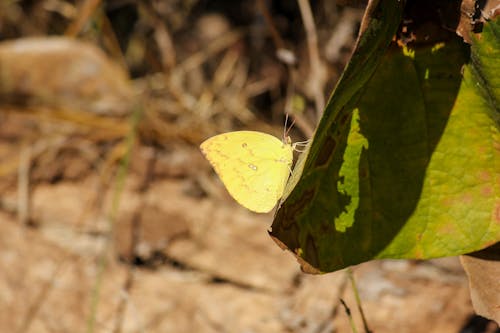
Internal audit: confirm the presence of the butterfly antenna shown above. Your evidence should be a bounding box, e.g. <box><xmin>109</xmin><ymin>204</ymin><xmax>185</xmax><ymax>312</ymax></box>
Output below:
<box><xmin>283</xmin><ymin>113</ymin><xmax>289</xmax><ymax>141</ymax></box>
<box><xmin>284</xmin><ymin>114</ymin><xmax>296</xmax><ymax>138</ymax></box>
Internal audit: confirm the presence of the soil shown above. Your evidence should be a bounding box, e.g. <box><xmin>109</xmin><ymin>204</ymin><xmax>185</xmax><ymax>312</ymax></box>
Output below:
<box><xmin>0</xmin><ymin>1</ymin><xmax>498</xmax><ymax>332</ymax></box>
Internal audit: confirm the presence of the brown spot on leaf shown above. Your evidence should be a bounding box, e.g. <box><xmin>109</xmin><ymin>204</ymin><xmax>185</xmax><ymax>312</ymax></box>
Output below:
<box><xmin>478</xmin><ymin>171</ymin><xmax>491</xmax><ymax>182</ymax></box>
<box><xmin>314</xmin><ymin>136</ymin><xmax>336</xmax><ymax>167</ymax></box>
<box><xmin>339</xmin><ymin>110</ymin><xmax>351</xmax><ymax>126</ymax></box>
<box><xmin>304</xmin><ymin>234</ymin><xmax>320</xmax><ymax>272</ymax></box>
<box><xmin>285</xmin><ymin>189</ymin><xmax>315</xmax><ymax>222</ymax></box>
<box><xmin>462</xmin><ymin>193</ymin><xmax>473</xmax><ymax>204</ymax></box>
<box><xmin>481</xmin><ymin>186</ymin><xmax>492</xmax><ymax>196</ymax></box>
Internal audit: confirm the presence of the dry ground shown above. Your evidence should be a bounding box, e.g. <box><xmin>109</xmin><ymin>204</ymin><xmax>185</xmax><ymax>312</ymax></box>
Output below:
<box><xmin>0</xmin><ymin>1</ymin><xmax>498</xmax><ymax>332</ymax></box>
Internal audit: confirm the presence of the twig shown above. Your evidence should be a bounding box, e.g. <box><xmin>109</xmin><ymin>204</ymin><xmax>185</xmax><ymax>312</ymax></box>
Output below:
<box><xmin>153</xmin><ymin>18</ymin><xmax>176</xmax><ymax>71</ymax></box>
<box><xmin>284</xmin><ymin>71</ymin><xmax>315</xmax><ymax>138</ymax></box>
<box><xmin>347</xmin><ymin>267</ymin><xmax>372</xmax><ymax>333</ymax></box>
<box><xmin>86</xmin><ymin>104</ymin><xmax>142</xmax><ymax>333</ymax></box>
<box><xmin>65</xmin><ymin>0</ymin><xmax>102</xmax><ymax>37</ymax></box>
<box><xmin>111</xmin><ymin>212</ymin><xmax>138</xmax><ymax>333</ymax></box>
<box><xmin>297</xmin><ymin>0</ymin><xmax>326</xmax><ymax>121</ymax></box>
<box><xmin>256</xmin><ymin>0</ymin><xmax>286</xmax><ymax>50</ymax></box>
<box><xmin>17</xmin><ymin>279</ymin><xmax>52</xmax><ymax>332</ymax></box>
<box><xmin>17</xmin><ymin>145</ymin><xmax>31</xmax><ymax>226</ymax></box>
<box><xmin>257</xmin><ymin>0</ymin><xmax>297</xmax><ymax>66</ymax></box>
<box><xmin>314</xmin><ymin>270</ymin><xmax>350</xmax><ymax>333</ymax></box>
<box><xmin>340</xmin><ymin>298</ymin><xmax>359</xmax><ymax>333</ymax></box>
<box><xmin>257</xmin><ymin>0</ymin><xmax>315</xmax><ymax>138</ymax></box>
<box><xmin>201</xmin><ymin>47</ymin><xmax>242</xmax><ymax>121</ymax></box>
<box><xmin>17</xmin><ymin>256</ymin><xmax>71</xmax><ymax>333</ymax></box>
<box><xmin>324</xmin><ymin>8</ymin><xmax>363</xmax><ymax>63</ymax></box>
<box><xmin>174</xmin><ymin>31</ymin><xmax>242</xmax><ymax>75</ymax></box>
<box><xmin>0</xmin><ymin>130</ymin><xmax>66</xmax><ymax>183</ymax></box>
<box><xmin>112</xmin><ymin>147</ymin><xmax>157</xmax><ymax>333</ymax></box>
<box><xmin>139</xmin><ymin>2</ymin><xmax>177</xmax><ymax>71</ymax></box>
<box><xmin>100</xmin><ymin>12</ymin><xmax>129</xmax><ymax>70</ymax></box>
<box><xmin>165</xmin><ymin>30</ymin><xmax>242</xmax><ymax>120</ymax></box>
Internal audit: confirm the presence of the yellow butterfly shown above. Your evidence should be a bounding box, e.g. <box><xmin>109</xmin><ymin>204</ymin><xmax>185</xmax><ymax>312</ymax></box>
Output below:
<box><xmin>200</xmin><ymin>131</ymin><xmax>294</xmax><ymax>213</ymax></box>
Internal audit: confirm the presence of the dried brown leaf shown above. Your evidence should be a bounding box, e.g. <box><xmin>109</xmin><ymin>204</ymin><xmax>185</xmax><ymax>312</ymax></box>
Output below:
<box><xmin>460</xmin><ymin>244</ymin><xmax>500</xmax><ymax>325</ymax></box>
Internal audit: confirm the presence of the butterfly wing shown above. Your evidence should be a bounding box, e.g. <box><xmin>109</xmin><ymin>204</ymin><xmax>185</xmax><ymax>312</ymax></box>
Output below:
<box><xmin>200</xmin><ymin>131</ymin><xmax>293</xmax><ymax>213</ymax></box>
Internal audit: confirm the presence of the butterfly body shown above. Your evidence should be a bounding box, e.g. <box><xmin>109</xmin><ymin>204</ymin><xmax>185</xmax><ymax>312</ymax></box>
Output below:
<box><xmin>200</xmin><ymin>131</ymin><xmax>293</xmax><ymax>213</ymax></box>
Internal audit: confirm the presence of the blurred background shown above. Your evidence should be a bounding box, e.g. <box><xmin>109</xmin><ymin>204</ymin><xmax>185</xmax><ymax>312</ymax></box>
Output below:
<box><xmin>0</xmin><ymin>1</ymin><xmax>497</xmax><ymax>332</ymax></box>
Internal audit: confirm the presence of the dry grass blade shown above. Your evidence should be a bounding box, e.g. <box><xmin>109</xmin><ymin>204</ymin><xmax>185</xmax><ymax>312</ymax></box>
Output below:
<box><xmin>297</xmin><ymin>0</ymin><xmax>327</xmax><ymax>121</ymax></box>
<box><xmin>65</xmin><ymin>0</ymin><xmax>102</xmax><ymax>37</ymax></box>
<box><xmin>15</xmin><ymin>257</ymin><xmax>70</xmax><ymax>333</ymax></box>
<box><xmin>17</xmin><ymin>145</ymin><xmax>31</xmax><ymax>226</ymax></box>
<box><xmin>86</xmin><ymin>107</ymin><xmax>141</xmax><ymax>333</ymax></box>
<box><xmin>173</xmin><ymin>30</ymin><xmax>243</xmax><ymax>76</ymax></box>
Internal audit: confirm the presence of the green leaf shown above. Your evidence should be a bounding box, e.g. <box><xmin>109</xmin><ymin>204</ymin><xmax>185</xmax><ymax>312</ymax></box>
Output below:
<box><xmin>271</xmin><ymin>12</ymin><xmax>500</xmax><ymax>273</ymax></box>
